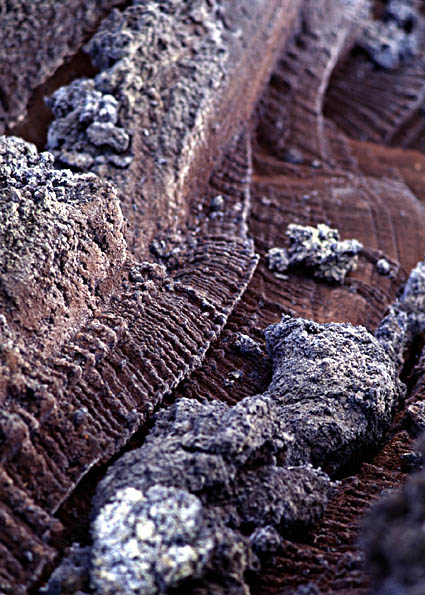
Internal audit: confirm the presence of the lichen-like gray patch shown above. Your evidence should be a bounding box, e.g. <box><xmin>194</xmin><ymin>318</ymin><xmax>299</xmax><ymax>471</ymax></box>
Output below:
<box><xmin>91</xmin><ymin>486</ymin><xmax>214</xmax><ymax>594</ymax></box>
<box><xmin>267</xmin><ymin>223</ymin><xmax>362</xmax><ymax>283</ymax></box>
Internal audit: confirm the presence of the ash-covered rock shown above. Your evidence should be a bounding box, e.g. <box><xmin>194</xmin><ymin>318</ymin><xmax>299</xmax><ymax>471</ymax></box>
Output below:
<box><xmin>358</xmin><ymin>0</ymin><xmax>418</xmax><ymax>70</ymax></box>
<box><xmin>265</xmin><ymin>315</ymin><xmax>403</xmax><ymax>473</ymax></box>
<box><xmin>91</xmin><ymin>486</ymin><xmax>214</xmax><ymax>594</ymax></box>
<box><xmin>362</xmin><ymin>467</ymin><xmax>425</xmax><ymax>595</ymax></box>
<box><xmin>267</xmin><ymin>223</ymin><xmax>362</xmax><ymax>283</ymax></box>
<box><xmin>46</xmin><ymin>78</ymin><xmax>132</xmax><ymax>172</ymax></box>
<box><xmin>91</xmin><ymin>394</ymin><xmax>332</xmax><ymax>593</ymax></box>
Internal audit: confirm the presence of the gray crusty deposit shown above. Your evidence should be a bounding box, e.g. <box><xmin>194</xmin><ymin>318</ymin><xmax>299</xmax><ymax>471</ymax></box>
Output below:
<box><xmin>375</xmin><ymin>257</ymin><xmax>425</xmax><ymax>369</ymax></box>
<box><xmin>89</xmin><ymin>314</ymin><xmax>403</xmax><ymax>593</ymax></box>
<box><xmin>267</xmin><ymin>223</ymin><xmax>362</xmax><ymax>283</ymax></box>
<box><xmin>46</xmin><ymin>79</ymin><xmax>132</xmax><ymax>172</ymax></box>
<box><xmin>91</xmin><ymin>394</ymin><xmax>332</xmax><ymax>594</ymax></box>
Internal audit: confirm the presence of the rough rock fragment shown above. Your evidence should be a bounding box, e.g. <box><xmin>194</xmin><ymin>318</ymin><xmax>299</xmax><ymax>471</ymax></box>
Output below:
<box><xmin>90</xmin><ymin>394</ymin><xmax>332</xmax><ymax>592</ymax></box>
<box><xmin>405</xmin><ymin>401</ymin><xmax>425</xmax><ymax>437</ymax></box>
<box><xmin>89</xmin><ymin>310</ymin><xmax>404</xmax><ymax>590</ymax></box>
<box><xmin>46</xmin><ymin>79</ymin><xmax>132</xmax><ymax>171</ymax></box>
<box><xmin>375</xmin><ymin>257</ymin><xmax>425</xmax><ymax>368</ymax></box>
<box><xmin>91</xmin><ymin>486</ymin><xmax>214</xmax><ymax>594</ymax></box>
<box><xmin>376</xmin><ymin>258</ymin><xmax>391</xmax><ymax>276</ymax></box>
<box><xmin>267</xmin><ymin>223</ymin><xmax>362</xmax><ymax>284</ymax></box>
<box><xmin>0</xmin><ymin>135</ymin><xmax>126</xmax><ymax>361</ymax></box>
<box><xmin>232</xmin><ymin>333</ymin><xmax>263</xmax><ymax>358</ymax></box>
<box><xmin>264</xmin><ymin>315</ymin><xmax>403</xmax><ymax>473</ymax></box>
<box><xmin>267</xmin><ymin>247</ymin><xmax>290</xmax><ymax>274</ymax></box>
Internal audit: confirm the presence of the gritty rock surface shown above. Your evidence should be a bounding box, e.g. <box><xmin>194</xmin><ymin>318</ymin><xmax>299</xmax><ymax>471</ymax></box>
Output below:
<box><xmin>89</xmin><ymin>310</ymin><xmax>404</xmax><ymax>591</ymax></box>
<box><xmin>265</xmin><ymin>315</ymin><xmax>403</xmax><ymax>473</ymax></box>
<box><xmin>46</xmin><ymin>0</ymin><xmax>230</xmax><ymax>180</ymax></box>
<box><xmin>375</xmin><ymin>257</ymin><xmax>425</xmax><ymax>368</ymax></box>
<box><xmin>405</xmin><ymin>401</ymin><xmax>425</xmax><ymax>437</ymax></box>
<box><xmin>232</xmin><ymin>333</ymin><xmax>263</xmax><ymax>357</ymax></box>
<box><xmin>268</xmin><ymin>223</ymin><xmax>362</xmax><ymax>283</ymax></box>
<box><xmin>0</xmin><ymin>0</ymin><xmax>122</xmax><ymax>131</ymax></box>
<box><xmin>0</xmin><ymin>135</ymin><xmax>126</xmax><ymax>358</ymax></box>
<box><xmin>91</xmin><ymin>486</ymin><xmax>214</xmax><ymax>594</ymax></box>
<box><xmin>91</xmin><ymin>393</ymin><xmax>332</xmax><ymax>593</ymax></box>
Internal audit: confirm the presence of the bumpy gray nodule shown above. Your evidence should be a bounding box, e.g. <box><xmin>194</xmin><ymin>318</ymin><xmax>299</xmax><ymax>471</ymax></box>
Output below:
<box><xmin>267</xmin><ymin>223</ymin><xmax>362</xmax><ymax>283</ymax></box>
<box><xmin>376</xmin><ymin>257</ymin><xmax>425</xmax><ymax>368</ymax></box>
<box><xmin>265</xmin><ymin>316</ymin><xmax>403</xmax><ymax>473</ymax></box>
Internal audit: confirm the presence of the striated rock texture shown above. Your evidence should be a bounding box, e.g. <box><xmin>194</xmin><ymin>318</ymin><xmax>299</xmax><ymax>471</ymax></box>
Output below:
<box><xmin>3</xmin><ymin>0</ymin><xmax>425</xmax><ymax>593</ymax></box>
<box><xmin>0</xmin><ymin>2</ymin><xmax>298</xmax><ymax>592</ymax></box>
<box><xmin>45</xmin><ymin>0</ymin><xmax>298</xmax><ymax>257</ymax></box>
